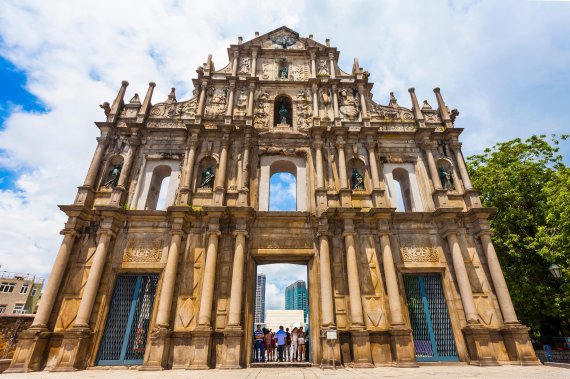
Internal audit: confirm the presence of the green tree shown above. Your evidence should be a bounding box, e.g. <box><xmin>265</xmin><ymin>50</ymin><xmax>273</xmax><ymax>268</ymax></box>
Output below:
<box><xmin>467</xmin><ymin>134</ymin><xmax>569</xmax><ymax>338</ymax></box>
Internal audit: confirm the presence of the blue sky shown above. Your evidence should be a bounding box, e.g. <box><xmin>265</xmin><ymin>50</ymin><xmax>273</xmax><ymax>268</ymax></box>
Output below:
<box><xmin>0</xmin><ymin>0</ymin><xmax>569</xmax><ymax>283</ymax></box>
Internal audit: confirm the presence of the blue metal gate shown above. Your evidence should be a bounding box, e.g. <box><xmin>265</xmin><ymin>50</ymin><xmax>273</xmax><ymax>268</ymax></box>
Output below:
<box><xmin>403</xmin><ymin>274</ymin><xmax>458</xmax><ymax>362</ymax></box>
<box><xmin>97</xmin><ymin>274</ymin><xmax>158</xmax><ymax>366</ymax></box>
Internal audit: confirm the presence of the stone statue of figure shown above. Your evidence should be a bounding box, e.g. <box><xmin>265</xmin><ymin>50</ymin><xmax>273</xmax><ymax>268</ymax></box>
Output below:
<box><xmin>438</xmin><ymin>167</ymin><xmax>454</xmax><ymax>190</ymax></box>
<box><xmin>278</xmin><ymin>103</ymin><xmax>289</xmax><ymax>124</ymax></box>
<box><xmin>279</xmin><ymin>65</ymin><xmax>288</xmax><ymax>79</ymax></box>
<box><xmin>104</xmin><ymin>164</ymin><xmax>122</xmax><ymax>188</ymax></box>
<box><xmin>200</xmin><ymin>166</ymin><xmax>215</xmax><ymax>188</ymax></box>
<box><xmin>351</xmin><ymin>169</ymin><xmax>365</xmax><ymax>190</ymax></box>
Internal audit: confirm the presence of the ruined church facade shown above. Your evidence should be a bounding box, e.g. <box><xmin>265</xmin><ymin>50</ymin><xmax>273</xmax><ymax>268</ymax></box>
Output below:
<box><xmin>8</xmin><ymin>27</ymin><xmax>538</xmax><ymax>372</ymax></box>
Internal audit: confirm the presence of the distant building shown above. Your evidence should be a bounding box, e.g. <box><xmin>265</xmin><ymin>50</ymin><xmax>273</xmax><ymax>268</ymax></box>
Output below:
<box><xmin>254</xmin><ymin>273</ymin><xmax>266</xmax><ymax>324</ymax></box>
<box><xmin>0</xmin><ymin>272</ymin><xmax>44</xmax><ymax>315</ymax></box>
<box><xmin>285</xmin><ymin>280</ymin><xmax>308</xmax><ymax>323</ymax></box>
<box><xmin>263</xmin><ymin>309</ymin><xmax>305</xmax><ymax>333</ymax></box>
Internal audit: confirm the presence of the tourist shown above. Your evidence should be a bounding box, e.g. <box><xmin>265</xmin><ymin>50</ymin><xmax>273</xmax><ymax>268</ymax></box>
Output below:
<box><xmin>291</xmin><ymin>327</ymin><xmax>298</xmax><ymax>361</ymax></box>
<box><xmin>265</xmin><ymin>329</ymin><xmax>274</xmax><ymax>362</ymax></box>
<box><xmin>254</xmin><ymin>324</ymin><xmax>264</xmax><ymax>362</ymax></box>
<box><xmin>298</xmin><ymin>327</ymin><xmax>306</xmax><ymax>361</ymax></box>
<box><xmin>285</xmin><ymin>327</ymin><xmax>292</xmax><ymax>361</ymax></box>
<box><xmin>275</xmin><ymin>326</ymin><xmax>287</xmax><ymax>362</ymax></box>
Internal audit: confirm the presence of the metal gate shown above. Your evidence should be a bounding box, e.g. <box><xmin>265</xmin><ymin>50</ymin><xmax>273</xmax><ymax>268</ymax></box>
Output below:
<box><xmin>403</xmin><ymin>274</ymin><xmax>458</xmax><ymax>362</ymax></box>
<box><xmin>97</xmin><ymin>274</ymin><xmax>158</xmax><ymax>366</ymax></box>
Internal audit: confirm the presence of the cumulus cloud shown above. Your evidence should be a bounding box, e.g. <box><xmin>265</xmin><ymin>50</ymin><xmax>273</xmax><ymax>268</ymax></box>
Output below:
<box><xmin>258</xmin><ymin>263</ymin><xmax>308</xmax><ymax>310</ymax></box>
<box><xmin>0</xmin><ymin>0</ymin><xmax>569</xmax><ymax>280</ymax></box>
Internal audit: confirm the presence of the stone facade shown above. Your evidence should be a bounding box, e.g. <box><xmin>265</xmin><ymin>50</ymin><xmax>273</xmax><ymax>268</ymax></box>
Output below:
<box><xmin>7</xmin><ymin>26</ymin><xmax>539</xmax><ymax>372</ymax></box>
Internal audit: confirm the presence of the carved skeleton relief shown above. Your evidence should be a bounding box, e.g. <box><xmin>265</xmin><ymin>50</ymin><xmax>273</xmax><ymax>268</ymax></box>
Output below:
<box><xmin>295</xmin><ymin>89</ymin><xmax>312</xmax><ymax>129</ymax></box>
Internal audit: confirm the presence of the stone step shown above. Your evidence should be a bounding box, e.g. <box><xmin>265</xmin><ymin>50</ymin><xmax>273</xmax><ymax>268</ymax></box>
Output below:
<box><xmin>250</xmin><ymin>362</ymin><xmax>313</xmax><ymax>368</ymax></box>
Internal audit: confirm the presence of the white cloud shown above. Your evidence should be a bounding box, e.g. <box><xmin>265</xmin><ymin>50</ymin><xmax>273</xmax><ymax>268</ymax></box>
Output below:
<box><xmin>258</xmin><ymin>263</ymin><xmax>307</xmax><ymax>310</ymax></box>
<box><xmin>0</xmin><ymin>0</ymin><xmax>569</xmax><ymax>280</ymax></box>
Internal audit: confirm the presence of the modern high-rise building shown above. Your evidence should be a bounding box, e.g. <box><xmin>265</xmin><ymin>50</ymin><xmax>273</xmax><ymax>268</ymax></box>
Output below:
<box><xmin>254</xmin><ymin>273</ymin><xmax>266</xmax><ymax>324</ymax></box>
<box><xmin>285</xmin><ymin>280</ymin><xmax>308</xmax><ymax>322</ymax></box>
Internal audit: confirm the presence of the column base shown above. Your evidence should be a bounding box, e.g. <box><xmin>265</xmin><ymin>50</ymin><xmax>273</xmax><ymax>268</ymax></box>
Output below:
<box><xmin>501</xmin><ymin>324</ymin><xmax>541</xmax><ymax>365</ymax></box>
<box><xmin>389</xmin><ymin>326</ymin><xmax>419</xmax><ymax>367</ymax></box>
<box><xmin>320</xmin><ymin>328</ymin><xmax>342</xmax><ymax>368</ymax></box>
<box><xmin>46</xmin><ymin>328</ymin><xmax>92</xmax><ymax>372</ymax></box>
<box><xmin>187</xmin><ymin>328</ymin><xmax>213</xmax><ymax>370</ymax></box>
<box><xmin>339</xmin><ymin>189</ymin><xmax>352</xmax><ymax>208</ymax></box>
<box><xmin>348</xmin><ymin>329</ymin><xmax>374</xmax><ymax>368</ymax></box>
<box><xmin>463</xmin><ymin>325</ymin><xmax>500</xmax><ymax>366</ymax></box>
<box><xmin>219</xmin><ymin>328</ymin><xmax>243</xmax><ymax>369</ymax></box>
<box><xmin>5</xmin><ymin>327</ymin><xmax>50</xmax><ymax>373</ymax></box>
<box><xmin>139</xmin><ymin>327</ymin><xmax>171</xmax><ymax>371</ymax></box>
<box><xmin>433</xmin><ymin>188</ymin><xmax>449</xmax><ymax>208</ymax></box>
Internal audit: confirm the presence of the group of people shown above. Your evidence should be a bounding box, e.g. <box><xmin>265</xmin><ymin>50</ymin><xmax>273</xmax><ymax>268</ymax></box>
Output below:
<box><xmin>253</xmin><ymin>324</ymin><xmax>308</xmax><ymax>362</ymax></box>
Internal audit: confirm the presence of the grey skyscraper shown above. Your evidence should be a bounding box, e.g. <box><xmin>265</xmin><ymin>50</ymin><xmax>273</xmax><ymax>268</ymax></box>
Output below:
<box><xmin>285</xmin><ymin>280</ymin><xmax>308</xmax><ymax>322</ymax></box>
<box><xmin>254</xmin><ymin>273</ymin><xmax>266</xmax><ymax>324</ymax></box>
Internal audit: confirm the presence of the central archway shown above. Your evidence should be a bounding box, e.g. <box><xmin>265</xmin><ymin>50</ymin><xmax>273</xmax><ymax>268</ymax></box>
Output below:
<box><xmin>259</xmin><ymin>156</ymin><xmax>307</xmax><ymax>211</ymax></box>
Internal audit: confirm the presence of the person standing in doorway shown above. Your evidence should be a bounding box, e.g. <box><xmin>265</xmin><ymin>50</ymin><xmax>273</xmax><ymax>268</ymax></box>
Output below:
<box><xmin>298</xmin><ymin>326</ymin><xmax>306</xmax><ymax>361</ymax></box>
<box><xmin>285</xmin><ymin>327</ymin><xmax>292</xmax><ymax>361</ymax></box>
<box><xmin>275</xmin><ymin>325</ymin><xmax>287</xmax><ymax>362</ymax></box>
<box><xmin>291</xmin><ymin>327</ymin><xmax>298</xmax><ymax>361</ymax></box>
<box><xmin>254</xmin><ymin>324</ymin><xmax>265</xmax><ymax>362</ymax></box>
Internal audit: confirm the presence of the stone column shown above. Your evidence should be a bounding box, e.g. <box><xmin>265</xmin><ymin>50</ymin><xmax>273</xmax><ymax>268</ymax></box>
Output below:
<box><xmin>227</xmin><ymin>231</ymin><xmax>247</xmax><ymax>326</ymax></box>
<box><xmin>83</xmin><ymin>137</ymin><xmax>108</xmax><ymax>187</ymax></box>
<box><xmin>31</xmin><ymin>232</ymin><xmax>76</xmax><ymax>329</ymax></box>
<box><xmin>116</xmin><ymin>137</ymin><xmax>138</xmax><ymax>188</ymax></box>
<box><xmin>328</xmin><ymin>53</ymin><xmax>336</xmax><ymax>79</ymax></box>
<box><xmin>214</xmin><ymin>136</ymin><xmax>230</xmax><ymax>204</ymax></box>
<box><xmin>319</xmin><ymin>233</ymin><xmax>335</xmax><ymax>327</ymax></box>
<box><xmin>74</xmin><ymin>230</ymin><xmax>113</xmax><ymax>328</ymax></box>
<box><xmin>155</xmin><ymin>233</ymin><xmax>182</xmax><ymax>328</ymax></box>
<box><xmin>379</xmin><ymin>233</ymin><xmax>403</xmax><ymax>325</ymax></box>
<box><xmin>197</xmin><ymin>226</ymin><xmax>220</xmax><ymax>326</ymax></box>
<box><xmin>225</xmin><ymin>81</ymin><xmax>236</xmax><ymax>117</ymax></box>
<box><xmin>312</xmin><ymin>84</ymin><xmax>319</xmax><ymax>118</ymax></box>
<box><xmin>423</xmin><ymin>142</ymin><xmax>442</xmax><ymax>189</ymax></box>
<box><xmin>366</xmin><ymin>141</ymin><xmax>380</xmax><ymax>189</ymax></box>
<box><xmin>196</xmin><ymin>81</ymin><xmax>208</xmax><ymax>117</ymax></box>
<box><xmin>314</xmin><ymin>141</ymin><xmax>325</xmax><ymax>189</ymax></box>
<box><xmin>451</xmin><ymin>142</ymin><xmax>473</xmax><ymax>190</ymax></box>
<box><xmin>479</xmin><ymin>233</ymin><xmax>518</xmax><ymax>324</ymax></box>
<box><xmin>336</xmin><ymin>139</ymin><xmax>348</xmax><ymax>189</ymax></box>
<box><xmin>250</xmin><ymin>50</ymin><xmax>258</xmax><ymax>77</ymax></box>
<box><xmin>344</xmin><ymin>229</ymin><xmax>364</xmax><ymax>326</ymax></box>
<box><xmin>310</xmin><ymin>51</ymin><xmax>316</xmax><ymax>79</ymax></box>
<box><xmin>445</xmin><ymin>231</ymin><xmax>478</xmax><ymax>323</ymax></box>
<box><xmin>358</xmin><ymin>85</ymin><xmax>368</xmax><ymax>119</ymax></box>
<box><xmin>332</xmin><ymin>85</ymin><xmax>340</xmax><ymax>119</ymax></box>
<box><xmin>231</xmin><ymin>51</ymin><xmax>238</xmax><ymax>76</ymax></box>
<box><xmin>177</xmin><ymin>135</ymin><xmax>199</xmax><ymax>204</ymax></box>
<box><xmin>247</xmin><ymin>83</ymin><xmax>255</xmax><ymax>116</ymax></box>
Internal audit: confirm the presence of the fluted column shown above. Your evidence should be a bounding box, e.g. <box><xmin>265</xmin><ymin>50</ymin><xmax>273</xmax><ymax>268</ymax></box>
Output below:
<box><xmin>314</xmin><ymin>141</ymin><xmax>325</xmax><ymax>189</ymax></box>
<box><xmin>83</xmin><ymin>137</ymin><xmax>108</xmax><ymax>187</ymax></box>
<box><xmin>310</xmin><ymin>51</ymin><xmax>316</xmax><ymax>79</ymax></box>
<box><xmin>319</xmin><ymin>233</ymin><xmax>335</xmax><ymax>327</ymax></box>
<box><xmin>231</xmin><ymin>51</ymin><xmax>238</xmax><ymax>76</ymax></box>
<box><xmin>328</xmin><ymin>53</ymin><xmax>336</xmax><ymax>79</ymax></box>
<box><xmin>225</xmin><ymin>82</ymin><xmax>236</xmax><ymax>117</ymax></box>
<box><xmin>198</xmin><ymin>227</ymin><xmax>220</xmax><ymax>326</ymax></box>
<box><xmin>215</xmin><ymin>137</ymin><xmax>230</xmax><ymax>190</ymax></box>
<box><xmin>423</xmin><ymin>142</ymin><xmax>443</xmax><ymax>189</ymax></box>
<box><xmin>358</xmin><ymin>85</ymin><xmax>368</xmax><ymax>119</ymax></box>
<box><xmin>250</xmin><ymin>50</ymin><xmax>258</xmax><ymax>77</ymax></box>
<box><xmin>379</xmin><ymin>233</ymin><xmax>404</xmax><ymax>325</ymax></box>
<box><xmin>74</xmin><ymin>230</ymin><xmax>112</xmax><ymax>328</ymax></box>
<box><xmin>480</xmin><ymin>233</ymin><xmax>518</xmax><ymax>324</ymax></box>
<box><xmin>196</xmin><ymin>81</ymin><xmax>208</xmax><ymax>117</ymax></box>
<box><xmin>178</xmin><ymin>135</ymin><xmax>199</xmax><ymax>204</ymax></box>
<box><xmin>366</xmin><ymin>141</ymin><xmax>380</xmax><ymax>189</ymax></box>
<box><xmin>344</xmin><ymin>224</ymin><xmax>364</xmax><ymax>326</ymax></box>
<box><xmin>32</xmin><ymin>231</ymin><xmax>76</xmax><ymax>329</ymax></box>
<box><xmin>332</xmin><ymin>85</ymin><xmax>340</xmax><ymax>119</ymax></box>
<box><xmin>227</xmin><ymin>230</ymin><xmax>247</xmax><ymax>326</ymax></box>
<box><xmin>451</xmin><ymin>142</ymin><xmax>473</xmax><ymax>190</ymax></box>
<box><xmin>247</xmin><ymin>83</ymin><xmax>255</xmax><ymax>116</ymax></box>
<box><xmin>312</xmin><ymin>84</ymin><xmax>319</xmax><ymax>118</ymax></box>
<box><xmin>155</xmin><ymin>233</ymin><xmax>182</xmax><ymax>328</ymax></box>
<box><xmin>336</xmin><ymin>140</ymin><xmax>348</xmax><ymax>189</ymax></box>
<box><xmin>446</xmin><ymin>231</ymin><xmax>478</xmax><ymax>324</ymax></box>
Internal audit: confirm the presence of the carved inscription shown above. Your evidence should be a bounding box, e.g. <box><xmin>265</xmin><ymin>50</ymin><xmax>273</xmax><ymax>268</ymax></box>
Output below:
<box><xmin>400</xmin><ymin>246</ymin><xmax>439</xmax><ymax>262</ymax></box>
<box><xmin>124</xmin><ymin>237</ymin><xmax>163</xmax><ymax>263</ymax></box>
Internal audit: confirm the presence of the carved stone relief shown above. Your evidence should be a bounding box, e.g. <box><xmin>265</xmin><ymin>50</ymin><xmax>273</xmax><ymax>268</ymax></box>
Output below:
<box><xmin>261</xmin><ymin>60</ymin><xmax>274</xmax><ymax>80</ymax></box>
<box><xmin>400</xmin><ymin>246</ymin><xmax>439</xmax><ymax>263</ymax></box>
<box><xmin>204</xmin><ymin>87</ymin><xmax>228</xmax><ymax>118</ymax></box>
<box><xmin>123</xmin><ymin>237</ymin><xmax>164</xmax><ymax>263</ymax></box>
<box><xmin>238</xmin><ymin>57</ymin><xmax>251</xmax><ymax>75</ymax></box>
<box><xmin>233</xmin><ymin>88</ymin><xmax>248</xmax><ymax>117</ymax></box>
<box><xmin>289</xmin><ymin>62</ymin><xmax>310</xmax><ymax>81</ymax></box>
<box><xmin>253</xmin><ymin>91</ymin><xmax>271</xmax><ymax>128</ymax></box>
<box><xmin>295</xmin><ymin>90</ymin><xmax>312</xmax><ymax>129</ymax></box>
<box><xmin>339</xmin><ymin>88</ymin><xmax>360</xmax><ymax>121</ymax></box>
<box><xmin>317</xmin><ymin>59</ymin><xmax>329</xmax><ymax>76</ymax></box>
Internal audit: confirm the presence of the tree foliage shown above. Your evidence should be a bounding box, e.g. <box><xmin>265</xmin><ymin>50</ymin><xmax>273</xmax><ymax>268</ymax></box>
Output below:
<box><xmin>467</xmin><ymin>134</ymin><xmax>569</xmax><ymax>338</ymax></box>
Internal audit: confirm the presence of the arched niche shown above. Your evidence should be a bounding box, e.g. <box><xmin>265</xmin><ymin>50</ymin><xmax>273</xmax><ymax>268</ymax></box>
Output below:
<box><xmin>274</xmin><ymin>94</ymin><xmax>292</xmax><ymax>126</ymax></box>
<box><xmin>195</xmin><ymin>156</ymin><xmax>218</xmax><ymax>191</ymax></box>
<box><xmin>100</xmin><ymin>154</ymin><xmax>124</xmax><ymax>190</ymax></box>
<box><xmin>133</xmin><ymin>160</ymin><xmax>181</xmax><ymax>210</ymax></box>
<box><xmin>436</xmin><ymin>158</ymin><xmax>459</xmax><ymax>191</ymax></box>
<box><xmin>259</xmin><ymin>156</ymin><xmax>307</xmax><ymax>211</ymax></box>
<box><xmin>347</xmin><ymin>158</ymin><xmax>368</xmax><ymax>191</ymax></box>
<box><xmin>383</xmin><ymin>163</ymin><xmax>424</xmax><ymax>212</ymax></box>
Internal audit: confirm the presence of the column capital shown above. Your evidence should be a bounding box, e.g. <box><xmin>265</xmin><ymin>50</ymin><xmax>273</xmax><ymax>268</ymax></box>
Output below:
<box><xmin>60</xmin><ymin>228</ymin><xmax>78</xmax><ymax>238</ymax></box>
<box><xmin>96</xmin><ymin>229</ymin><xmax>115</xmax><ymax>239</ymax></box>
<box><xmin>233</xmin><ymin>230</ymin><xmax>248</xmax><ymax>238</ymax></box>
<box><xmin>335</xmin><ymin>139</ymin><xmax>345</xmax><ymax>149</ymax></box>
<box><xmin>313</xmin><ymin>140</ymin><xmax>324</xmax><ymax>149</ymax></box>
<box><xmin>420</xmin><ymin>140</ymin><xmax>437</xmax><ymax>152</ymax></box>
<box><xmin>127</xmin><ymin>135</ymin><xmax>141</xmax><ymax>146</ymax></box>
<box><xmin>96</xmin><ymin>136</ymin><xmax>110</xmax><ymax>145</ymax></box>
<box><xmin>342</xmin><ymin>231</ymin><xmax>357</xmax><ymax>238</ymax></box>
<box><xmin>450</xmin><ymin>141</ymin><xmax>462</xmax><ymax>151</ymax></box>
<box><xmin>365</xmin><ymin>140</ymin><xmax>377</xmax><ymax>151</ymax></box>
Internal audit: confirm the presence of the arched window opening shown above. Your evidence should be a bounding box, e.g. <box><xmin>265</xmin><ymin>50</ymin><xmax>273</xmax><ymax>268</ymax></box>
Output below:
<box><xmin>347</xmin><ymin>158</ymin><xmax>367</xmax><ymax>191</ymax></box>
<box><xmin>269</xmin><ymin>160</ymin><xmax>297</xmax><ymax>211</ymax></box>
<box><xmin>155</xmin><ymin>176</ymin><xmax>171</xmax><ymax>210</ymax></box>
<box><xmin>145</xmin><ymin>165</ymin><xmax>173</xmax><ymax>210</ymax></box>
<box><xmin>392</xmin><ymin>168</ymin><xmax>413</xmax><ymax>212</ymax></box>
<box><xmin>196</xmin><ymin>157</ymin><xmax>217</xmax><ymax>190</ymax></box>
<box><xmin>274</xmin><ymin>95</ymin><xmax>292</xmax><ymax>126</ymax></box>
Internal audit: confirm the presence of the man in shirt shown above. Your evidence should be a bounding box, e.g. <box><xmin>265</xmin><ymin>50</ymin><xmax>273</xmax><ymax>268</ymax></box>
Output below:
<box><xmin>285</xmin><ymin>327</ymin><xmax>292</xmax><ymax>361</ymax></box>
<box><xmin>254</xmin><ymin>324</ymin><xmax>265</xmax><ymax>362</ymax></box>
<box><xmin>275</xmin><ymin>325</ymin><xmax>287</xmax><ymax>362</ymax></box>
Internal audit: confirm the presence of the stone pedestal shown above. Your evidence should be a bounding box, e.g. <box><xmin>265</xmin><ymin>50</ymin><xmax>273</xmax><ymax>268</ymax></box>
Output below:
<box><xmin>178</xmin><ymin>188</ymin><xmax>191</xmax><ymax>205</ymax></box>
<box><xmin>349</xmin><ymin>330</ymin><xmax>374</xmax><ymax>368</ymax></box>
<box><xmin>501</xmin><ymin>324</ymin><xmax>540</xmax><ymax>365</ymax></box>
<box><xmin>219</xmin><ymin>329</ymin><xmax>243</xmax><ymax>369</ymax></box>
<box><xmin>140</xmin><ymin>327</ymin><xmax>171</xmax><ymax>371</ymax></box>
<box><xmin>464</xmin><ymin>189</ymin><xmax>482</xmax><ymax>209</ymax></box>
<box><xmin>389</xmin><ymin>327</ymin><xmax>418</xmax><ymax>367</ymax></box>
<box><xmin>340</xmin><ymin>189</ymin><xmax>352</xmax><ymax>208</ymax></box>
<box><xmin>5</xmin><ymin>328</ymin><xmax>50</xmax><ymax>373</ymax></box>
<box><xmin>213</xmin><ymin>187</ymin><xmax>225</xmax><ymax>206</ymax></box>
<box><xmin>47</xmin><ymin>328</ymin><xmax>92</xmax><ymax>372</ymax></box>
<box><xmin>371</xmin><ymin>189</ymin><xmax>386</xmax><ymax>208</ymax></box>
<box><xmin>109</xmin><ymin>186</ymin><xmax>126</xmax><ymax>206</ymax></box>
<box><xmin>432</xmin><ymin>188</ymin><xmax>449</xmax><ymax>208</ymax></box>
<box><xmin>187</xmin><ymin>329</ymin><xmax>213</xmax><ymax>370</ymax></box>
<box><xmin>316</xmin><ymin>188</ymin><xmax>327</xmax><ymax>209</ymax></box>
<box><xmin>463</xmin><ymin>325</ymin><xmax>500</xmax><ymax>366</ymax></box>
<box><xmin>74</xmin><ymin>186</ymin><xmax>95</xmax><ymax>207</ymax></box>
